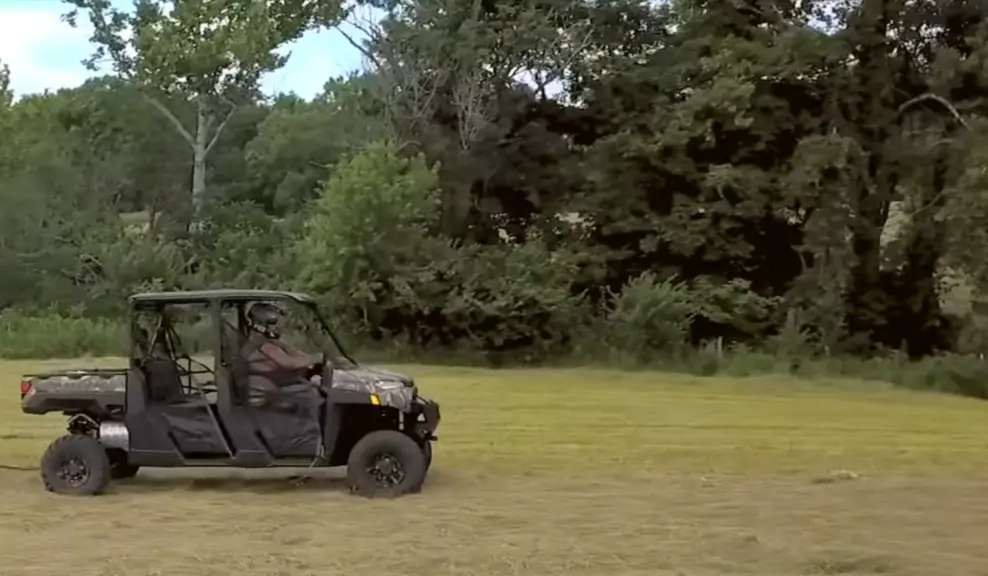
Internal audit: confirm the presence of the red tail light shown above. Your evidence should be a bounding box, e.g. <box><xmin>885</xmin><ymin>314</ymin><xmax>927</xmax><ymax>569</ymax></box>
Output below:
<box><xmin>19</xmin><ymin>380</ymin><xmax>32</xmax><ymax>396</ymax></box>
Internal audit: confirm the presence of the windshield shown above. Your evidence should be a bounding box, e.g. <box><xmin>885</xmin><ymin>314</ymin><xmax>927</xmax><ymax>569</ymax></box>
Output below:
<box><xmin>277</xmin><ymin>299</ymin><xmax>357</xmax><ymax>369</ymax></box>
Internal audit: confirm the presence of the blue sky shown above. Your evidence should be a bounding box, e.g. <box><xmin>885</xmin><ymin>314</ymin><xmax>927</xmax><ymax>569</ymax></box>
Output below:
<box><xmin>0</xmin><ymin>0</ymin><xmax>371</xmax><ymax>100</ymax></box>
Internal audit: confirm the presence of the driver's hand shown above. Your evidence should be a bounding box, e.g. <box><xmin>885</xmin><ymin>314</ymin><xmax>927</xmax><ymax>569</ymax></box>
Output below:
<box><xmin>306</xmin><ymin>356</ymin><xmax>326</xmax><ymax>381</ymax></box>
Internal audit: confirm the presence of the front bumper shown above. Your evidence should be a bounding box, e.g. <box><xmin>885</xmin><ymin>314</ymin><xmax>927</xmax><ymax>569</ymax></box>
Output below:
<box><xmin>411</xmin><ymin>396</ymin><xmax>441</xmax><ymax>439</ymax></box>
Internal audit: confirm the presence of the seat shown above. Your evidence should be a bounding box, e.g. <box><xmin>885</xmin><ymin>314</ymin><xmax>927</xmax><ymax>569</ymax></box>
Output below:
<box><xmin>145</xmin><ymin>356</ymin><xmax>185</xmax><ymax>404</ymax></box>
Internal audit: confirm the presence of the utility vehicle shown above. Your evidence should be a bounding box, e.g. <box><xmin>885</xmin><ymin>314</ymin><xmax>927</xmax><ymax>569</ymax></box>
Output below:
<box><xmin>19</xmin><ymin>290</ymin><xmax>440</xmax><ymax>498</ymax></box>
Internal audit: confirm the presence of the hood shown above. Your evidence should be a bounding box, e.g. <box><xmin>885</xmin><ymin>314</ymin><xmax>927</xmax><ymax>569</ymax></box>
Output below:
<box><xmin>332</xmin><ymin>364</ymin><xmax>414</xmax><ymax>388</ymax></box>
<box><xmin>330</xmin><ymin>364</ymin><xmax>416</xmax><ymax>411</ymax></box>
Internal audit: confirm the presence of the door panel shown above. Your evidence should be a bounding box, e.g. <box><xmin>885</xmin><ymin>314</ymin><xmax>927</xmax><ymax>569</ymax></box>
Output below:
<box><xmin>124</xmin><ymin>365</ymin><xmax>185</xmax><ymax>466</ymax></box>
<box><xmin>126</xmin><ymin>361</ymin><xmax>232</xmax><ymax>464</ymax></box>
<box><xmin>156</xmin><ymin>401</ymin><xmax>229</xmax><ymax>457</ymax></box>
<box><xmin>248</xmin><ymin>401</ymin><xmax>323</xmax><ymax>458</ymax></box>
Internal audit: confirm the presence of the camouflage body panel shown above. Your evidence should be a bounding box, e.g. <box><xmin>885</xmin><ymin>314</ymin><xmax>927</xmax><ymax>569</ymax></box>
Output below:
<box><xmin>21</xmin><ymin>371</ymin><xmax>127</xmax><ymax>415</ymax></box>
<box><xmin>29</xmin><ymin>372</ymin><xmax>127</xmax><ymax>394</ymax></box>
<box><xmin>22</xmin><ymin>365</ymin><xmax>417</xmax><ymax>412</ymax></box>
<box><xmin>330</xmin><ymin>365</ymin><xmax>416</xmax><ymax>412</ymax></box>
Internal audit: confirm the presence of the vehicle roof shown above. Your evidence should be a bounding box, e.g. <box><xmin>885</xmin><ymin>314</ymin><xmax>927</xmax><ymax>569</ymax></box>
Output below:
<box><xmin>128</xmin><ymin>289</ymin><xmax>314</xmax><ymax>305</ymax></box>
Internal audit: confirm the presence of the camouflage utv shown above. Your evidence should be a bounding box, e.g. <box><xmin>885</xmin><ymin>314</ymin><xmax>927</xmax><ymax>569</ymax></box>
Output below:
<box><xmin>19</xmin><ymin>290</ymin><xmax>440</xmax><ymax>498</ymax></box>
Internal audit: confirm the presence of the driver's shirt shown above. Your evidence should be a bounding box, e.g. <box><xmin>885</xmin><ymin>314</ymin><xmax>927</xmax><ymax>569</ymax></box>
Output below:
<box><xmin>241</xmin><ymin>332</ymin><xmax>317</xmax><ymax>406</ymax></box>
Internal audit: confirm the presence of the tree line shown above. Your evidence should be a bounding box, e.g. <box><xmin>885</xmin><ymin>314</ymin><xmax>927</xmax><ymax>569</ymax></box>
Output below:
<box><xmin>4</xmin><ymin>0</ymin><xmax>988</xmax><ymax>390</ymax></box>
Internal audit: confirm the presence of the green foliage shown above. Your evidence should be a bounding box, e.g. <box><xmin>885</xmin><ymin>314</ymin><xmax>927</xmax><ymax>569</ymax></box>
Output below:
<box><xmin>63</xmin><ymin>0</ymin><xmax>346</xmax><ymax>217</ymax></box>
<box><xmin>191</xmin><ymin>201</ymin><xmax>301</xmax><ymax>289</ymax></box>
<box><xmin>596</xmin><ymin>272</ymin><xmax>779</xmax><ymax>364</ymax></box>
<box><xmin>710</xmin><ymin>349</ymin><xmax>988</xmax><ymax>401</ymax></box>
<box><xmin>294</xmin><ymin>140</ymin><xmax>447</xmax><ymax>327</ymax></box>
<box><xmin>294</xmin><ymin>141</ymin><xmax>582</xmax><ymax>359</ymax></box>
<box><xmin>598</xmin><ymin>273</ymin><xmax>695</xmax><ymax>361</ymax></box>
<box><xmin>442</xmin><ymin>240</ymin><xmax>585</xmax><ymax>360</ymax></box>
<box><xmin>0</xmin><ymin>311</ymin><xmax>126</xmax><ymax>359</ymax></box>
<box><xmin>64</xmin><ymin>0</ymin><xmax>344</xmax><ymax>92</ymax></box>
<box><xmin>245</xmin><ymin>74</ymin><xmax>391</xmax><ymax>210</ymax></box>
<box><xmin>79</xmin><ymin>236</ymin><xmax>187</xmax><ymax>314</ymax></box>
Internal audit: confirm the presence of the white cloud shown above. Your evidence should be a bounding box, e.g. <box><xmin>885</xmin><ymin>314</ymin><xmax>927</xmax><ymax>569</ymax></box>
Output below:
<box><xmin>0</xmin><ymin>4</ymin><xmax>96</xmax><ymax>98</ymax></box>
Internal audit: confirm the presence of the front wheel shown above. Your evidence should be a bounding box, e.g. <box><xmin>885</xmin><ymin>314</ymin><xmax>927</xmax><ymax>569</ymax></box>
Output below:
<box><xmin>422</xmin><ymin>440</ymin><xmax>433</xmax><ymax>471</ymax></box>
<box><xmin>40</xmin><ymin>434</ymin><xmax>112</xmax><ymax>496</ymax></box>
<box><xmin>346</xmin><ymin>430</ymin><xmax>427</xmax><ymax>498</ymax></box>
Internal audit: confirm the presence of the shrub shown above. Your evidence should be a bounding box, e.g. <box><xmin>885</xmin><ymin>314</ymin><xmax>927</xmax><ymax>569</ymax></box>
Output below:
<box><xmin>594</xmin><ymin>273</ymin><xmax>779</xmax><ymax>365</ymax></box>
<box><xmin>0</xmin><ymin>310</ymin><xmax>127</xmax><ymax>359</ymax></box>
<box><xmin>294</xmin><ymin>139</ymin><xmax>448</xmax><ymax>336</ymax></box>
<box><xmin>596</xmin><ymin>272</ymin><xmax>695</xmax><ymax>363</ymax></box>
<box><xmin>441</xmin><ymin>239</ymin><xmax>586</xmax><ymax>362</ymax></box>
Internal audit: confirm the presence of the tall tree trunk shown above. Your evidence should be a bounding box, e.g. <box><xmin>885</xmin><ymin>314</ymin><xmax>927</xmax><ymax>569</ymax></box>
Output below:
<box><xmin>842</xmin><ymin>0</ymin><xmax>902</xmax><ymax>350</ymax></box>
<box><xmin>897</xmin><ymin>155</ymin><xmax>949</xmax><ymax>357</ymax></box>
<box><xmin>439</xmin><ymin>148</ymin><xmax>474</xmax><ymax>239</ymax></box>
<box><xmin>192</xmin><ymin>99</ymin><xmax>210</xmax><ymax>221</ymax></box>
<box><xmin>845</xmin><ymin>179</ymin><xmax>890</xmax><ymax>350</ymax></box>
<box><xmin>141</xmin><ymin>93</ymin><xmax>234</xmax><ymax>227</ymax></box>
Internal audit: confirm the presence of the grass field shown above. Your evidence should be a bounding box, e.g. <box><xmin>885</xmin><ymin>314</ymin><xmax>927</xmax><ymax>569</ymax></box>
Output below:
<box><xmin>0</xmin><ymin>359</ymin><xmax>986</xmax><ymax>575</ymax></box>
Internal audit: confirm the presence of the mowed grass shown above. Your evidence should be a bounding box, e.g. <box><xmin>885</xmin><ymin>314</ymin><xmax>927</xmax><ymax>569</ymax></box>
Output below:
<box><xmin>0</xmin><ymin>359</ymin><xmax>986</xmax><ymax>575</ymax></box>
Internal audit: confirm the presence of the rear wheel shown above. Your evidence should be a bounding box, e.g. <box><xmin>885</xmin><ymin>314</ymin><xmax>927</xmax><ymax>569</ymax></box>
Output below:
<box><xmin>40</xmin><ymin>434</ymin><xmax>112</xmax><ymax>496</ymax></box>
<box><xmin>346</xmin><ymin>430</ymin><xmax>427</xmax><ymax>498</ymax></box>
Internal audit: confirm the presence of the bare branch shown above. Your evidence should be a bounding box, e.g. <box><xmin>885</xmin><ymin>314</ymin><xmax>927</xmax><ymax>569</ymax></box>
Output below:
<box><xmin>405</xmin><ymin>65</ymin><xmax>445</xmax><ymax>129</ymax></box>
<box><xmin>364</xmin><ymin>20</ymin><xmax>446</xmax><ymax>136</ymax></box>
<box><xmin>344</xmin><ymin>10</ymin><xmax>379</xmax><ymax>41</ymax></box>
<box><xmin>453</xmin><ymin>64</ymin><xmax>492</xmax><ymax>149</ymax></box>
<box><xmin>337</xmin><ymin>24</ymin><xmax>381</xmax><ymax>69</ymax></box>
<box><xmin>142</xmin><ymin>93</ymin><xmax>195</xmax><ymax>148</ymax></box>
<box><xmin>897</xmin><ymin>93</ymin><xmax>969</xmax><ymax>130</ymax></box>
<box><xmin>554</xmin><ymin>27</ymin><xmax>594</xmax><ymax>79</ymax></box>
<box><xmin>205</xmin><ymin>105</ymin><xmax>237</xmax><ymax>155</ymax></box>
<box><xmin>523</xmin><ymin>13</ymin><xmax>595</xmax><ymax>101</ymax></box>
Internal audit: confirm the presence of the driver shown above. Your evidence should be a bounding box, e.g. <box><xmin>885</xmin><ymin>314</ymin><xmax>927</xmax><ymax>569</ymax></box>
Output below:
<box><xmin>241</xmin><ymin>302</ymin><xmax>323</xmax><ymax>409</ymax></box>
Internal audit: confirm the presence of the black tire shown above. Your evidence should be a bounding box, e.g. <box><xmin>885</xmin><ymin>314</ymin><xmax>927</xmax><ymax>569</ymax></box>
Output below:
<box><xmin>107</xmin><ymin>448</ymin><xmax>140</xmax><ymax>480</ymax></box>
<box><xmin>422</xmin><ymin>440</ymin><xmax>433</xmax><ymax>471</ymax></box>
<box><xmin>346</xmin><ymin>430</ymin><xmax>427</xmax><ymax>498</ymax></box>
<box><xmin>408</xmin><ymin>440</ymin><xmax>434</xmax><ymax>494</ymax></box>
<box><xmin>40</xmin><ymin>434</ymin><xmax>112</xmax><ymax>496</ymax></box>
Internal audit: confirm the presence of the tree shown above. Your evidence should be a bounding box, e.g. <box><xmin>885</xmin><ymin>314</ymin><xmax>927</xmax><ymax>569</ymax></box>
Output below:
<box><xmin>0</xmin><ymin>59</ymin><xmax>11</xmax><ymax>109</ymax></box>
<box><xmin>294</xmin><ymin>140</ymin><xmax>450</xmax><ymax>339</ymax></box>
<box><xmin>244</xmin><ymin>74</ymin><xmax>389</xmax><ymax>212</ymax></box>
<box><xmin>0</xmin><ymin>58</ymin><xmax>14</xmax><ymax>173</ymax></box>
<box><xmin>0</xmin><ymin>87</ymin><xmax>124</xmax><ymax>310</ymax></box>
<box><xmin>63</xmin><ymin>0</ymin><xmax>345</xmax><ymax>220</ymax></box>
<box><xmin>570</xmin><ymin>2</ymin><xmax>821</xmax><ymax>303</ymax></box>
<box><xmin>338</xmin><ymin>0</ymin><xmax>595</xmax><ymax>239</ymax></box>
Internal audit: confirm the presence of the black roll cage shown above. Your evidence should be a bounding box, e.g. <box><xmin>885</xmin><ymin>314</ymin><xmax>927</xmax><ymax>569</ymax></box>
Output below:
<box><xmin>127</xmin><ymin>291</ymin><xmax>356</xmax><ymax>378</ymax></box>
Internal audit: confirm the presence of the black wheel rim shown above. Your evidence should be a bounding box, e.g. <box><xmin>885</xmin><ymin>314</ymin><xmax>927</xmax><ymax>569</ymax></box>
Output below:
<box><xmin>366</xmin><ymin>452</ymin><xmax>405</xmax><ymax>488</ymax></box>
<box><xmin>59</xmin><ymin>457</ymin><xmax>90</xmax><ymax>487</ymax></box>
